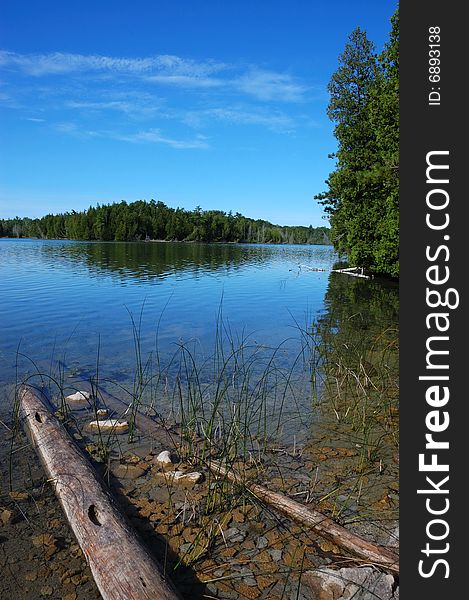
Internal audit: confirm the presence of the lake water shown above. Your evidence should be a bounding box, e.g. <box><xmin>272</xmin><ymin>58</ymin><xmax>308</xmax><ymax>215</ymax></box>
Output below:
<box><xmin>0</xmin><ymin>239</ymin><xmax>398</xmax><ymax>437</ymax></box>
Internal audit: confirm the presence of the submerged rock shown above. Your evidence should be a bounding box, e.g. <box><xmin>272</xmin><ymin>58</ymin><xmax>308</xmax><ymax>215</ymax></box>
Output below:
<box><xmin>112</xmin><ymin>463</ymin><xmax>148</xmax><ymax>480</ymax></box>
<box><xmin>65</xmin><ymin>391</ymin><xmax>91</xmax><ymax>403</ymax></box>
<box><xmin>88</xmin><ymin>419</ymin><xmax>129</xmax><ymax>433</ymax></box>
<box><xmin>1</xmin><ymin>508</ymin><xmax>12</xmax><ymax>525</ymax></box>
<box><xmin>153</xmin><ymin>470</ymin><xmax>203</xmax><ymax>486</ymax></box>
<box><xmin>303</xmin><ymin>566</ymin><xmax>398</xmax><ymax>600</ymax></box>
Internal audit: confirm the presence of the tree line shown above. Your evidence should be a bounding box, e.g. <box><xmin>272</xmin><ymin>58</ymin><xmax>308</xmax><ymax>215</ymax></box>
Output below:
<box><xmin>316</xmin><ymin>8</ymin><xmax>399</xmax><ymax>278</ymax></box>
<box><xmin>0</xmin><ymin>200</ymin><xmax>331</xmax><ymax>245</ymax></box>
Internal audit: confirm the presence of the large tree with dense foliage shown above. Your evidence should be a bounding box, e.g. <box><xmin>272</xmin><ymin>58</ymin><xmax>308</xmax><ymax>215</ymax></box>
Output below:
<box><xmin>316</xmin><ymin>9</ymin><xmax>399</xmax><ymax>278</ymax></box>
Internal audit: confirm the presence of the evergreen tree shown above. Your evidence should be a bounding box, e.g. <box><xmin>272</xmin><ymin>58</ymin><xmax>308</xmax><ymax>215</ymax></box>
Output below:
<box><xmin>316</xmin><ymin>8</ymin><xmax>399</xmax><ymax>278</ymax></box>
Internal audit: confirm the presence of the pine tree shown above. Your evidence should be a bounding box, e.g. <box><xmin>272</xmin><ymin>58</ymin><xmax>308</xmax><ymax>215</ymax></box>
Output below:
<box><xmin>316</xmin><ymin>9</ymin><xmax>399</xmax><ymax>278</ymax></box>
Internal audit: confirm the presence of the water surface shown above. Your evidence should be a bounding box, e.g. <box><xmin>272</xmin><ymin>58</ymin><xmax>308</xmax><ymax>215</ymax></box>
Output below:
<box><xmin>1</xmin><ymin>240</ymin><xmax>331</xmax><ymax>385</ymax></box>
<box><xmin>0</xmin><ymin>240</ymin><xmax>398</xmax><ymax>432</ymax></box>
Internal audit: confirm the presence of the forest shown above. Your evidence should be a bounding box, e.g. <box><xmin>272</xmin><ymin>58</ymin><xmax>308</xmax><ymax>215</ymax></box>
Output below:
<box><xmin>0</xmin><ymin>200</ymin><xmax>331</xmax><ymax>245</ymax></box>
<box><xmin>316</xmin><ymin>8</ymin><xmax>399</xmax><ymax>278</ymax></box>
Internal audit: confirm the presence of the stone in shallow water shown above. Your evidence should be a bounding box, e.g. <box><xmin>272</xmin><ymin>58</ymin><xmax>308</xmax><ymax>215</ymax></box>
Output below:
<box><xmin>88</xmin><ymin>419</ymin><xmax>129</xmax><ymax>433</ymax></box>
<box><xmin>303</xmin><ymin>567</ymin><xmax>398</xmax><ymax>600</ymax></box>
<box><xmin>269</xmin><ymin>549</ymin><xmax>283</xmax><ymax>561</ymax></box>
<box><xmin>155</xmin><ymin>450</ymin><xmax>176</xmax><ymax>466</ymax></box>
<box><xmin>153</xmin><ymin>470</ymin><xmax>203</xmax><ymax>486</ymax></box>
<box><xmin>112</xmin><ymin>463</ymin><xmax>148</xmax><ymax>480</ymax></box>
<box><xmin>65</xmin><ymin>391</ymin><xmax>91</xmax><ymax>403</ymax></box>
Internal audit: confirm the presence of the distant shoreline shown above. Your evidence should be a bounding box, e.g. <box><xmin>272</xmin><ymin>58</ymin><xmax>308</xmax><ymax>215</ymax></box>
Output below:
<box><xmin>0</xmin><ymin>236</ymin><xmax>333</xmax><ymax>246</ymax></box>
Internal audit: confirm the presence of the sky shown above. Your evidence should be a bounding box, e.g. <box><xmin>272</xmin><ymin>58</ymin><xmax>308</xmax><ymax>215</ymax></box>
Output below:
<box><xmin>0</xmin><ymin>1</ymin><xmax>397</xmax><ymax>227</ymax></box>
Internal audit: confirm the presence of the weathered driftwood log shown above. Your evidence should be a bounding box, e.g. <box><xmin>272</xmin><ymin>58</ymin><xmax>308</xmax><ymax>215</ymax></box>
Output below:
<box><xmin>20</xmin><ymin>386</ymin><xmax>181</xmax><ymax>600</ymax></box>
<box><xmin>331</xmin><ymin>267</ymin><xmax>372</xmax><ymax>279</ymax></box>
<box><xmin>208</xmin><ymin>460</ymin><xmax>399</xmax><ymax>574</ymax></box>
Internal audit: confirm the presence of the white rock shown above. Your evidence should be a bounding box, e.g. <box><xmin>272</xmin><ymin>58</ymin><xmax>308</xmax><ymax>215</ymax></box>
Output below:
<box><xmin>96</xmin><ymin>409</ymin><xmax>108</xmax><ymax>418</ymax></box>
<box><xmin>88</xmin><ymin>419</ymin><xmax>129</xmax><ymax>433</ymax></box>
<box><xmin>154</xmin><ymin>470</ymin><xmax>203</xmax><ymax>486</ymax></box>
<box><xmin>174</xmin><ymin>471</ymin><xmax>203</xmax><ymax>484</ymax></box>
<box><xmin>155</xmin><ymin>450</ymin><xmax>175</xmax><ymax>465</ymax></box>
<box><xmin>65</xmin><ymin>390</ymin><xmax>91</xmax><ymax>403</ymax></box>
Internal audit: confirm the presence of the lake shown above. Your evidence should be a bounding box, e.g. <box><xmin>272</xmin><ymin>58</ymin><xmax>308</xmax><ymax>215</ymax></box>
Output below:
<box><xmin>0</xmin><ymin>239</ymin><xmax>398</xmax><ymax>441</ymax></box>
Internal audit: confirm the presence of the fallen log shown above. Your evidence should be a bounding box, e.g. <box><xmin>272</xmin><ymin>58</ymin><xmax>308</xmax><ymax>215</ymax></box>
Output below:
<box><xmin>208</xmin><ymin>460</ymin><xmax>399</xmax><ymax>574</ymax></box>
<box><xmin>20</xmin><ymin>386</ymin><xmax>181</xmax><ymax>600</ymax></box>
<box><xmin>53</xmin><ymin>369</ymin><xmax>398</xmax><ymax>574</ymax></box>
<box><xmin>331</xmin><ymin>267</ymin><xmax>372</xmax><ymax>279</ymax></box>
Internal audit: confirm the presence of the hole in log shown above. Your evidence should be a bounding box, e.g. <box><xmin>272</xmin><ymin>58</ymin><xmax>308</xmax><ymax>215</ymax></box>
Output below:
<box><xmin>139</xmin><ymin>577</ymin><xmax>147</xmax><ymax>588</ymax></box>
<box><xmin>34</xmin><ymin>412</ymin><xmax>43</xmax><ymax>423</ymax></box>
<box><xmin>88</xmin><ymin>505</ymin><xmax>102</xmax><ymax>527</ymax></box>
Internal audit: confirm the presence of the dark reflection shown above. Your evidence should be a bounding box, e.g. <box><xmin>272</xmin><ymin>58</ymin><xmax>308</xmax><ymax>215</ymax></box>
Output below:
<box><xmin>313</xmin><ymin>271</ymin><xmax>399</xmax><ymax>382</ymax></box>
<box><xmin>320</xmin><ymin>272</ymin><xmax>399</xmax><ymax>334</ymax></box>
<box><xmin>40</xmin><ymin>241</ymin><xmax>333</xmax><ymax>283</ymax></box>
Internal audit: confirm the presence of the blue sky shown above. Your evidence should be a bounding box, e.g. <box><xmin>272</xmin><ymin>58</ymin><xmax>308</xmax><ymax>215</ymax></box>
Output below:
<box><xmin>0</xmin><ymin>1</ymin><xmax>397</xmax><ymax>227</ymax></box>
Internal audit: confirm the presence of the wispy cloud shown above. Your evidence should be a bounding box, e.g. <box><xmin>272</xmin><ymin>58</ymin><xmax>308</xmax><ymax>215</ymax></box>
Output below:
<box><xmin>54</xmin><ymin>121</ymin><xmax>209</xmax><ymax>149</ymax></box>
<box><xmin>113</xmin><ymin>128</ymin><xmax>210</xmax><ymax>149</ymax></box>
<box><xmin>234</xmin><ymin>69</ymin><xmax>308</xmax><ymax>102</ymax></box>
<box><xmin>145</xmin><ymin>74</ymin><xmax>224</xmax><ymax>89</ymax></box>
<box><xmin>183</xmin><ymin>106</ymin><xmax>297</xmax><ymax>132</ymax></box>
<box><xmin>65</xmin><ymin>98</ymin><xmax>163</xmax><ymax>118</ymax></box>
<box><xmin>1</xmin><ymin>49</ymin><xmax>315</xmax><ymax>149</ymax></box>
<box><xmin>0</xmin><ymin>50</ymin><xmax>226</xmax><ymax>79</ymax></box>
<box><xmin>0</xmin><ymin>49</ymin><xmax>308</xmax><ymax>103</ymax></box>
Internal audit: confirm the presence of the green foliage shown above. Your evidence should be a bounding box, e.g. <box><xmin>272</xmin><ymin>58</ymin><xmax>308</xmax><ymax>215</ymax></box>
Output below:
<box><xmin>1</xmin><ymin>200</ymin><xmax>331</xmax><ymax>246</ymax></box>
<box><xmin>316</xmin><ymin>8</ymin><xmax>399</xmax><ymax>278</ymax></box>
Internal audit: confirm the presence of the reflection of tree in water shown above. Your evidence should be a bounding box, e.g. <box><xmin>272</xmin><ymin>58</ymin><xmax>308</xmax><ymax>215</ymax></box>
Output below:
<box><xmin>305</xmin><ymin>274</ymin><xmax>399</xmax><ymax>528</ymax></box>
<box><xmin>42</xmin><ymin>241</ymin><xmax>259</xmax><ymax>282</ymax></box>
<box><xmin>316</xmin><ymin>272</ymin><xmax>399</xmax><ymax>358</ymax></box>
<box><xmin>312</xmin><ymin>271</ymin><xmax>399</xmax><ymax>445</ymax></box>
<box><xmin>41</xmin><ymin>241</ymin><xmax>335</xmax><ymax>285</ymax></box>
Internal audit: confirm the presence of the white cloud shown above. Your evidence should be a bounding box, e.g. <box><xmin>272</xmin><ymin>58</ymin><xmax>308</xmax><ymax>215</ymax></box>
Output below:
<box><xmin>183</xmin><ymin>106</ymin><xmax>296</xmax><ymax>132</ymax></box>
<box><xmin>0</xmin><ymin>49</ymin><xmax>308</xmax><ymax>102</ymax></box>
<box><xmin>114</xmin><ymin>128</ymin><xmax>210</xmax><ymax>149</ymax></box>
<box><xmin>234</xmin><ymin>69</ymin><xmax>308</xmax><ymax>102</ymax></box>
<box><xmin>54</xmin><ymin>121</ymin><xmax>209</xmax><ymax>149</ymax></box>
<box><xmin>0</xmin><ymin>50</ymin><xmax>226</xmax><ymax>79</ymax></box>
<box><xmin>145</xmin><ymin>74</ymin><xmax>224</xmax><ymax>88</ymax></box>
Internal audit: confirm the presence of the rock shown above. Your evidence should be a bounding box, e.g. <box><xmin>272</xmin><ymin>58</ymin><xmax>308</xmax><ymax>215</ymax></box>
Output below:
<box><xmin>303</xmin><ymin>567</ymin><xmax>398</xmax><ymax>600</ymax></box>
<box><xmin>8</xmin><ymin>490</ymin><xmax>28</xmax><ymax>501</ymax></box>
<box><xmin>256</xmin><ymin>535</ymin><xmax>268</xmax><ymax>549</ymax></box>
<box><xmin>65</xmin><ymin>391</ymin><xmax>91</xmax><ymax>403</ymax></box>
<box><xmin>88</xmin><ymin>419</ymin><xmax>129</xmax><ymax>433</ymax></box>
<box><xmin>174</xmin><ymin>471</ymin><xmax>203</xmax><ymax>485</ymax></box>
<box><xmin>236</xmin><ymin>583</ymin><xmax>260</xmax><ymax>599</ymax></box>
<box><xmin>1</xmin><ymin>508</ymin><xmax>12</xmax><ymax>525</ymax></box>
<box><xmin>32</xmin><ymin>533</ymin><xmax>54</xmax><ymax>547</ymax></box>
<box><xmin>96</xmin><ymin>408</ymin><xmax>108</xmax><ymax>418</ymax></box>
<box><xmin>269</xmin><ymin>549</ymin><xmax>283</xmax><ymax>561</ymax></box>
<box><xmin>155</xmin><ymin>450</ymin><xmax>177</xmax><ymax>466</ymax></box>
<box><xmin>112</xmin><ymin>463</ymin><xmax>148</xmax><ymax>480</ymax></box>
<box><xmin>224</xmin><ymin>527</ymin><xmax>247</xmax><ymax>543</ymax></box>
<box><xmin>387</xmin><ymin>525</ymin><xmax>399</xmax><ymax>548</ymax></box>
<box><xmin>153</xmin><ymin>470</ymin><xmax>203</xmax><ymax>486</ymax></box>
